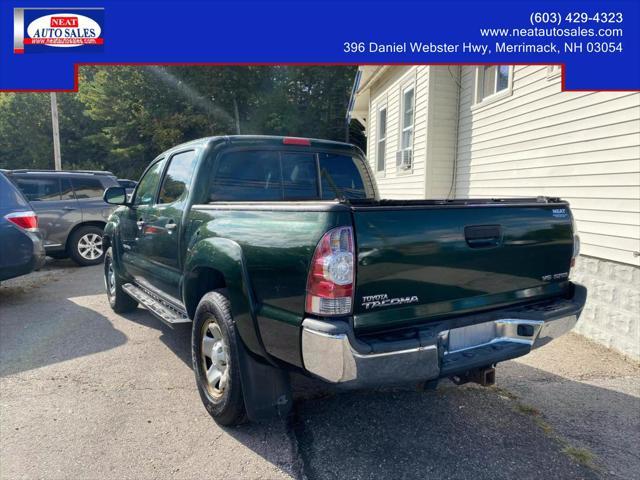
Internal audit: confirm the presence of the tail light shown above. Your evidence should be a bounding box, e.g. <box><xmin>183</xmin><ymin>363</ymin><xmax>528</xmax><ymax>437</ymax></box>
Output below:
<box><xmin>571</xmin><ymin>234</ymin><xmax>580</xmax><ymax>268</ymax></box>
<box><xmin>570</xmin><ymin>214</ymin><xmax>580</xmax><ymax>270</ymax></box>
<box><xmin>305</xmin><ymin>226</ymin><xmax>354</xmax><ymax>316</ymax></box>
<box><xmin>5</xmin><ymin>211</ymin><xmax>38</xmax><ymax>232</ymax></box>
<box><xmin>283</xmin><ymin>137</ymin><xmax>311</xmax><ymax>146</ymax></box>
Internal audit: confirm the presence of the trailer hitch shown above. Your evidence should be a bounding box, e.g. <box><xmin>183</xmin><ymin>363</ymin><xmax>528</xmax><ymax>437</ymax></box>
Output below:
<box><xmin>450</xmin><ymin>366</ymin><xmax>496</xmax><ymax>387</ymax></box>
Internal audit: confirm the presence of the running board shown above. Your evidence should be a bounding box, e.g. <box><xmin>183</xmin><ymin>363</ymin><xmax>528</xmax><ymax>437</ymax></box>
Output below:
<box><xmin>122</xmin><ymin>283</ymin><xmax>191</xmax><ymax>325</ymax></box>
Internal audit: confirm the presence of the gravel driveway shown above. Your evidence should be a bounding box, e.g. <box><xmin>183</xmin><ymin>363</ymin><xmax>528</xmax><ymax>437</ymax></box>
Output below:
<box><xmin>1</xmin><ymin>261</ymin><xmax>638</xmax><ymax>479</ymax></box>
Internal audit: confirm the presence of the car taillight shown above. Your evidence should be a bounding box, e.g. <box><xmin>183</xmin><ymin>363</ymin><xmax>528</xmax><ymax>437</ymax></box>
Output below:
<box><xmin>5</xmin><ymin>211</ymin><xmax>38</xmax><ymax>231</ymax></box>
<box><xmin>571</xmin><ymin>234</ymin><xmax>581</xmax><ymax>268</ymax></box>
<box><xmin>283</xmin><ymin>137</ymin><xmax>311</xmax><ymax>146</ymax></box>
<box><xmin>305</xmin><ymin>226</ymin><xmax>354</xmax><ymax>316</ymax></box>
<box><xmin>570</xmin><ymin>214</ymin><xmax>580</xmax><ymax>269</ymax></box>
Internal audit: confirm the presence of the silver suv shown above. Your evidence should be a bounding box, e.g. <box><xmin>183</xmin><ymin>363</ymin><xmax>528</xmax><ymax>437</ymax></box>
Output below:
<box><xmin>5</xmin><ymin>170</ymin><xmax>119</xmax><ymax>266</ymax></box>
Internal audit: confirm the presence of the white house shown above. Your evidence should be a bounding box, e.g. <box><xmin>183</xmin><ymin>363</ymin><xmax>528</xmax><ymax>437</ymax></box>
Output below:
<box><xmin>349</xmin><ymin>65</ymin><xmax>640</xmax><ymax>359</ymax></box>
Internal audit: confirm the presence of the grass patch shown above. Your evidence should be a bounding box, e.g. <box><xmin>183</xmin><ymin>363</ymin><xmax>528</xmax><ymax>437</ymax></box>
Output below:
<box><xmin>516</xmin><ymin>403</ymin><xmax>541</xmax><ymax>416</ymax></box>
<box><xmin>491</xmin><ymin>386</ymin><xmax>518</xmax><ymax>400</ymax></box>
<box><xmin>494</xmin><ymin>386</ymin><xmax>599</xmax><ymax>472</ymax></box>
<box><xmin>563</xmin><ymin>446</ymin><xmax>596</xmax><ymax>468</ymax></box>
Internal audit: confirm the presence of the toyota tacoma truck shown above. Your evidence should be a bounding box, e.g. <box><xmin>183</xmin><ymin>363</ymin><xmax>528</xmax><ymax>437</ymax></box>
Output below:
<box><xmin>102</xmin><ymin>135</ymin><xmax>585</xmax><ymax>425</ymax></box>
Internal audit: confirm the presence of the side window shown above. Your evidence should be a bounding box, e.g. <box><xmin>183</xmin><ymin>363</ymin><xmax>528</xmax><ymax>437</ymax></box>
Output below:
<box><xmin>133</xmin><ymin>159</ymin><xmax>166</xmax><ymax>206</ymax></box>
<box><xmin>60</xmin><ymin>179</ymin><xmax>75</xmax><ymax>200</ymax></box>
<box><xmin>71</xmin><ymin>177</ymin><xmax>104</xmax><ymax>199</ymax></box>
<box><xmin>13</xmin><ymin>176</ymin><xmax>61</xmax><ymax>202</ymax></box>
<box><xmin>210</xmin><ymin>151</ymin><xmax>281</xmax><ymax>201</ymax></box>
<box><xmin>158</xmin><ymin>151</ymin><xmax>198</xmax><ymax>204</ymax></box>
<box><xmin>319</xmin><ymin>154</ymin><xmax>367</xmax><ymax>200</ymax></box>
<box><xmin>281</xmin><ymin>153</ymin><xmax>318</xmax><ymax>200</ymax></box>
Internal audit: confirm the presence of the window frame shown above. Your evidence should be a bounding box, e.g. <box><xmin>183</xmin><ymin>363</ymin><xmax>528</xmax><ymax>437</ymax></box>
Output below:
<box><xmin>156</xmin><ymin>149</ymin><xmax>198</xmax><ymax>206</ymax></box>
<box><xmin>400</xmin><ymin>84</ymin><xmax>415</xmax><ymax>151</ymax></box>
<box><xmin>397</xmin><ymin>77</ymin><xmax>417</xmax><ymax>175</ymax></box>
<box><xmin>472</xmin><ymin>65</ymin><xmax>513</xmax><ymax>109</ymax></box>
<box><xmin>375</xmin><ymin>102</ymin><xmax>388</xmax><ymax>175</ymax></box>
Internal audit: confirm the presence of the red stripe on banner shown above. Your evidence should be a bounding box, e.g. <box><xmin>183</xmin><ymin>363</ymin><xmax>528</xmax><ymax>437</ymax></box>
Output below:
<box><xmin>14</xmin><ymin>49</ymin><xmax>24</xmax><ymax>54</ymax></box>
<box><xmin>24</xmin><ymin>38</ymin><xmax>104</xmax><ymax>45</ymax></box>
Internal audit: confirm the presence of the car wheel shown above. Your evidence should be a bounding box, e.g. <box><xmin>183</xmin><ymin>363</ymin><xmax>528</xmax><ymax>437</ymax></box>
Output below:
<box><xmin>69</xmin><ymin>225</ymin><xmax>105</xmax><ymax>266</ymax></box>
<box><xmin>104</xmin><ymin>247</ymin><xmax>138</xmax><ymax>313</ymax></box>
<box><xmin>192</xmin><ymin>291</ymin><xmax>247</xmax><ymax>426</ymax></box>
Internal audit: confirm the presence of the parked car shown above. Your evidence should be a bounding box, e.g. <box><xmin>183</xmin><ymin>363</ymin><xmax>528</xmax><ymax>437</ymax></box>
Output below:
<box><xmin>0</xmin><ymin>171</ymin><xmax>46</xmax><ymax>282</ymax></box>
<box><xmin>4</xmin><ymin>169</ymin><xmax>119</xmax><ymax>266</ymax></box>
<box><xmin>117</xmin><ymin>179</ymin><xmax>137</xmax><ymax>196</ymax></box>
<box><xmin>102</xmin><ymin>135</ymin><xmax>586</xmax><ymax>426</ymax></box>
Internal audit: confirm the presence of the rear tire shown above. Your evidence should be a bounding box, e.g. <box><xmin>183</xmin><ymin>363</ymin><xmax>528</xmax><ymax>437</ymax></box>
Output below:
<box><xmin>104</xmin><ymin>247</ymin><xmax>138</xmax><ymax>313</ymax></box>
<box><xmin>192</xmin><ymin>291</ymin><xmax>247</xmax><ymax>426</ymax></box>
<box><xmin>69</xmin><ymin>225</ymin><xmax>105</xmax><ymax>266</ymax></box>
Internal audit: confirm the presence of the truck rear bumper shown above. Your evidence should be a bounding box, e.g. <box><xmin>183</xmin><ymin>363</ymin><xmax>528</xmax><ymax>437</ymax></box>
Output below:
<box><xmin>301</xmin><ymin>283</ymin><xmax>586</xmax><ymax>387</ymax></box>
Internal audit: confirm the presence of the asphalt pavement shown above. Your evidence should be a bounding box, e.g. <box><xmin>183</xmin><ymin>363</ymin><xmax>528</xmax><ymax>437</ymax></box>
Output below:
<box><xmin>1</xmin><ymin>260</ymin><xmax>638</xmax><ymax>479</ymax></box>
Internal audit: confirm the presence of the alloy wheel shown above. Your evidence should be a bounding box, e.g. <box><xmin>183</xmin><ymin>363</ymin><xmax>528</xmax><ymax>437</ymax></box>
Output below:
<box><xmin>78</xmin><ymin>233</ymin><xmax>103</xmax><ymax>260</ymax></box>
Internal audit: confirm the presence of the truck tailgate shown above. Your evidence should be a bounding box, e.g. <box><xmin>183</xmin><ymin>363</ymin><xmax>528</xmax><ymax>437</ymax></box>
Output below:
<box><xmin>351</xmin><ymin>200</ymin><xmax>574</xmax><ymax>333</ymax></box>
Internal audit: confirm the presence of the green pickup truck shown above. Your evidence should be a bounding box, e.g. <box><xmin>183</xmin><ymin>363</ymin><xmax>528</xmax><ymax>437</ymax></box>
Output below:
<box><xmin>102</xmin><ymin>135</ymin><xmax>586</xmax><ymax>425</ymax></box>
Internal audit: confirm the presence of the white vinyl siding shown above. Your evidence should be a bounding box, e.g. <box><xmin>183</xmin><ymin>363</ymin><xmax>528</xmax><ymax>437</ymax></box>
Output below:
<box><xmin>366</xmin><ymin>66</ymin><xmax>428</xmax><ymax>198</ymax></box>
<box><xmin>454</xmin><ymin>65</ymin><xmax>640</xmax><ymax>266</ymax></box>
<box><xmin>426</xmin><ymin>66</ymin><xmax>460</xmax><ymax>198</ymax></box>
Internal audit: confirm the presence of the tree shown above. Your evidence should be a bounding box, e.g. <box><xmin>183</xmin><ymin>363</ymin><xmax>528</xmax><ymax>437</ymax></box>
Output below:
<box><xmin>0</xmin><ymin>66</ymin><xmax>359</xmax><ymax>179</ymax></box>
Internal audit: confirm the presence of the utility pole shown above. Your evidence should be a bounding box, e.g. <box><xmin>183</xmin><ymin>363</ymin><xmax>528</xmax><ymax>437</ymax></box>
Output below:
<box><xmin>232</xmin><ymin>97</ymin><xmax>241</xmax><ymax>134</ymax></box>
<box><xmin>50</xmin><ymin>92</ymin><xmax>62</xmax><ymax>170</ymax></box>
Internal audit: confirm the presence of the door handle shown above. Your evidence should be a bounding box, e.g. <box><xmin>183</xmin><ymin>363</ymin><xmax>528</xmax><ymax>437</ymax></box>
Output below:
<box><xmin>63</xmin><ymin>206</ymin><xmax>77</xmax><ymax>211</ymax></box>
<box><xmin>136</xmin><ymin>220</ymin><xmax>145</xmax><ymax>229</ymax></box>
<box><xmin>464</xmin><ymin>225</ymin><xmax>502</xmax><ymax>248</ymax></box>
<box><xmin>165</xmin><ymin>221</ymin><xmax>177</xmax><ymax>231</ymax></box>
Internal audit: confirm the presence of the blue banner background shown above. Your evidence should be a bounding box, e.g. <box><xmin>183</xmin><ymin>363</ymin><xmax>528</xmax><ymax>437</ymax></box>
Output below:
<box><xmin>1</xmin><ymin>0</ymin><xmax>638</xmax><ymax>91</ymax></box>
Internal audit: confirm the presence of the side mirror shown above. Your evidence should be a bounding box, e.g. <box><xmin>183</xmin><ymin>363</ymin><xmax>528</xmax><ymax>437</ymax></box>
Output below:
<box><xmin>103</xmin><ymin>186</ymin><xmax>129</xmax><ymax>205</ymax></box>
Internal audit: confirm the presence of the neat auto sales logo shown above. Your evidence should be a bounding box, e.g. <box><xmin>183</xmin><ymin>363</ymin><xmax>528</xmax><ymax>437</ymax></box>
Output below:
<box><xmin>14</xmin><ymin>8</ymin><xmax>104</xmax><ymax>54</ymax></box>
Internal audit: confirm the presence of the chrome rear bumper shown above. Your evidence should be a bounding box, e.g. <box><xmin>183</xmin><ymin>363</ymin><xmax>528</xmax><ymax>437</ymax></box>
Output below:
<box><xmin>301</xmin><ymin>284</ymin><xmax>586</xmax><ymax>387</ymax></box>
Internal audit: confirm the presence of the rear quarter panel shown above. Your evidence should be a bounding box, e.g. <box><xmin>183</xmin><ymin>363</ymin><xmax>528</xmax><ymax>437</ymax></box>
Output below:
<box><xmin>186</xmin><ymin>205</ymin><xmax>351</xmax><ymax>367</ymax></box>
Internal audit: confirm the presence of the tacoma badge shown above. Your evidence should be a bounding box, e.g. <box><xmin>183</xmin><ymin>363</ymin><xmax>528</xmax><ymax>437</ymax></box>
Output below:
<box><xmin>362</xmin><ymin>293</ymin><xmax>419</xmax><ymax>310</ymax></box>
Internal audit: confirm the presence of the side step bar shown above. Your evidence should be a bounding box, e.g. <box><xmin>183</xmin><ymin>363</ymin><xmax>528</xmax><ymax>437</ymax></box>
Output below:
<box><xmin>122</xmin><ymin>283</ymin><xmax>191</xmax><ymax>325</ymax></box>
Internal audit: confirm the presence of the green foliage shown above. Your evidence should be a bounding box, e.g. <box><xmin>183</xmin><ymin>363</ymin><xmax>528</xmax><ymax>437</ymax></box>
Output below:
<box><xmin>0</xmin><ymin>66</ymin><xmax>357</xmax><ymax>179</ymax></box>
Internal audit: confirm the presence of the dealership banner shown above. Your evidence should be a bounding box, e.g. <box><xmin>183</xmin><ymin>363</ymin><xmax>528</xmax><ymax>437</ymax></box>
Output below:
<box><xmin>1</xmin><ymin>0</ymin><xmax>638</xmax><ymax>91</ymax></box>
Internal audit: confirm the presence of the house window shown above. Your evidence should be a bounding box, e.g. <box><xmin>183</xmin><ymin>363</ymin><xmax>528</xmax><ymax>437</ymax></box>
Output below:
<box><xmin>401</xmin><ymin>86</ymin><xmax>415</xmax><ymax>150</ymax></box>
<box><xmin>376</xmin><ymin>106</ymin><xmax>387</xmax><ymax>172</ymax></box>
<box><xmin>476</xmin><ymin>65</ymin><xmax>511</xmax><ymax>104</ymax></box>
<box><xmin>395</xmin><ymin>84</ymin><xmax>415</xmax><ymax>172</ymax></box>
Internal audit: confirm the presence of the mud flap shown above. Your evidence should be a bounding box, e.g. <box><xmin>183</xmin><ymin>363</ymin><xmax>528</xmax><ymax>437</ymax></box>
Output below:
<box><xmin>237</xmin><ymin>339</ymin><xmax>292</xmax><ymax>421</ymax></box>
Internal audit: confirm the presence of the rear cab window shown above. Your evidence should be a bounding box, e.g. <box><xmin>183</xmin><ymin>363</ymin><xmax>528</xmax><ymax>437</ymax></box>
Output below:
<box><xmin>208</xmin><ymin>149</ymin><xmax>371</xmax><ymax>202</ymax></box>
<box><xmin>319</xmin><ymin>153</ymin><xmax>367</xmax><ymax>200</ymax></box>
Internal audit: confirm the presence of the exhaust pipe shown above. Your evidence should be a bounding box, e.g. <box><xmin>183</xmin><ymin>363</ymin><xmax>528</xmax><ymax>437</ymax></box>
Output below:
<box><xmin>450</xmin><ymin>366</ymin><xmax>496</xmax><ymax>387</ymax></box>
